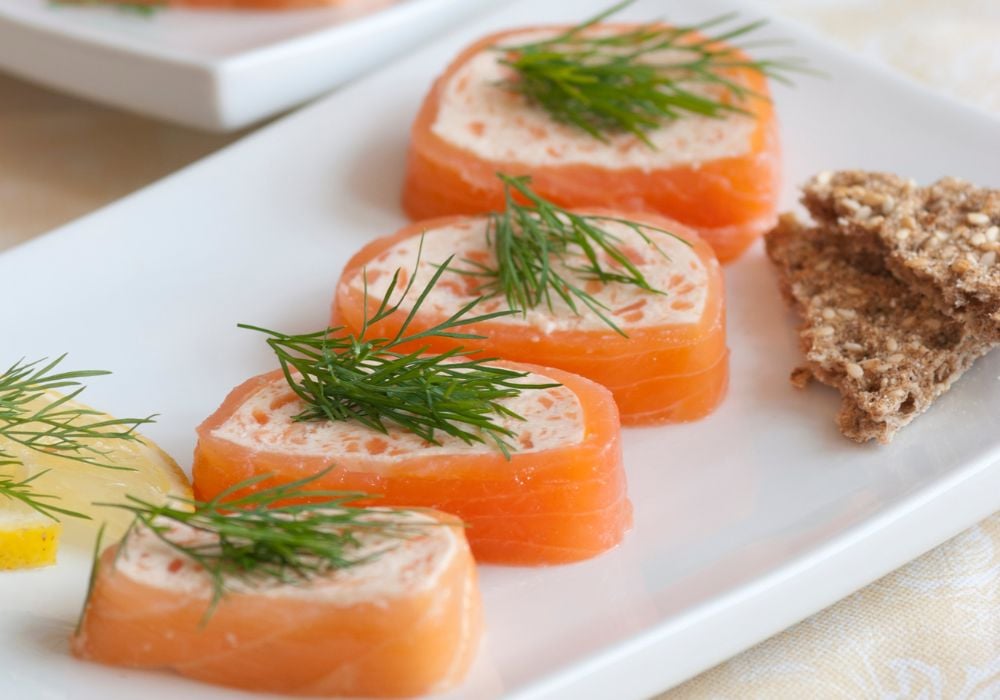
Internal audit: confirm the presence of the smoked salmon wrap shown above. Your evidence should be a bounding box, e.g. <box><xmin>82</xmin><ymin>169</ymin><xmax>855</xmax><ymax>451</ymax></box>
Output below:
<box><xmin>72</xmin><ymin>509</ymin><xmax>482</xmax><ymax>697</ymax></box>
<box><xmin>333</xmin><ymin>213</ymin><xmax>729</xmax><ymax>425</ymax></box>
<box><xmin>402</xmin><ymin>27</ymin><xmax>782</xmax><ymax>263</ymax></box>
<box><xmin>192</xmin><ymin>364</ymin><xmax>631</xmax><ymax>565</ymax></box>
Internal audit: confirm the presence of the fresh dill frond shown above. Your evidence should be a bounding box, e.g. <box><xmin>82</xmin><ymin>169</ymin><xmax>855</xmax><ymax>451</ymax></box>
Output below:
<box><xmin>77</xmin><ymin>522</ymin><xmax>107</xmax><ymax>635</ymax></box>
<box><xmin>240</xmin><ymin>251</ymin><xmax>556</xmax><ymax>458</ymax></box>
<box><xmin>496</xmin><ymin>0</ymin><xmax>811</xmax><ymax>143</ymax></box>
<box><xmin>0</xmin><ymin>355</ymin><xmax>153</xmax><ymax>470</ymax></box>
<box><xmin>455</xmin><ymin>173</ymin><xmax>687</xmax><ymax>336</ymax></box>
<box><xmin>0</xmin><ymin>355</ymin><xmax>155</xmax><ymax>521</ymax></box>
<box><xmin>0</xmin><ymin>470</ymin><xmax>91</xmax><ymax>521</ymax></box>
<box><xmin>102</xmin><ymin>470</ymin><xmax>441</xmax><ymax>614</ymax></box>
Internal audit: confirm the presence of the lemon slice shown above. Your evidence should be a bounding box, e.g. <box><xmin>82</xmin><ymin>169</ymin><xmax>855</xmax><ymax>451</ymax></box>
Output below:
<box><xmin>0</xmin><ymin>392</ymin><xmax>192</xmax><ymax>559</ymax></box>
<box><xmin>0</xmin><ymin>505</ymin><xmax>60</xmax><ymax>570</ymax></box>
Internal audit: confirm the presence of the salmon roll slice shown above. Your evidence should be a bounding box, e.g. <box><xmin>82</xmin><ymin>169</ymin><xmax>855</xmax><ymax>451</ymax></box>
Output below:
<box><xmin>192</xmin><ymin>363</ymin><xmax>629</xmax><ymax>566</ymax></box>
<box><xmin>73</xmin><ymin>504</ymin><xmax>481</xmax><ymax>697</ymax></box>
<box><xmin>333</xmin><ymin>210</ymin><xmax>728</xmax><ymax>425</ymax></box>
<box><xmin>402</xmin><ymin>19</ymin><xmax>784</xmax><ymax>263</ymax></box>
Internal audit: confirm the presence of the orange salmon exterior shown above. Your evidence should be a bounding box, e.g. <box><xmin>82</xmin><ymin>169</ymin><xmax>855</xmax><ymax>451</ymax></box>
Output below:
<box><xmin>72</xmin><ymin>511</ymin><xmax>481</xmax><ymax>697</ymax></box>
<box><xmin>333</xmin><ymin>213</ymin><xmax>728</xmax><ymax>425</ymax></box>
<box><xmin>192</xmin><ymin>364</ymin><xmax>630</xmax><ymax>565</ymax></box>
<box><xmin>402</xmin><ymin>27</ymin><xmax>781</xmax><ymax>263</ymax></box>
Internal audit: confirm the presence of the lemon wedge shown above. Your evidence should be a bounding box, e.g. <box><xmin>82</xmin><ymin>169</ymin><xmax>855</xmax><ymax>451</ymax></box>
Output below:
<box><xmin>0</xmin><ymin>505</ymin><xmax>60</xmax><ymax>570</ymax></box>
<box><xmin>0</xmin><ymin>392</ymin><xmax>192</xmax><ymax>561</ymax></box>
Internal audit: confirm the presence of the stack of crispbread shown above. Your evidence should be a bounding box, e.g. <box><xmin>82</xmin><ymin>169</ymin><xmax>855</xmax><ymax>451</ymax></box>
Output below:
<box><xmin>766</xmin><ymin>171</ymin><xmax>1000</xmax><ymax>443</ymax></box>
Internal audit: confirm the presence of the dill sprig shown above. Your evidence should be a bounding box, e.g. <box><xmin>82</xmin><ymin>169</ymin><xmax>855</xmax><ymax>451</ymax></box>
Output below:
<box><xmin>103</xmin><ymin>470</ymin><xmax>438</xmax><ymax>614</ymax></box>
<box><xmin>0</xmin><ymin>470</ymin><xmax>90</xmax><ymax>521</ymax></box>
<box><xmin>456</xmin><ymin>174</ymin><xmax>686</xmax><ymax>336</ymax></box>
<box><xmin>497</xmin><ymin>0</ymin><xmax>809</xmax><ymax>144</ymax></box>
<box><xmin>240</xmin><ymin>251</ymin><xmax>556</xmax><ymax>457</ymax></box>
<box><xmin>0</xmin><ymin>356</ymin><xmax>155</xmax><ymax>521</ymax></box>
<box><xmin>77</xmin><ymin>522</ymin><xmax>107</xmax><ymax>635</ymax></box>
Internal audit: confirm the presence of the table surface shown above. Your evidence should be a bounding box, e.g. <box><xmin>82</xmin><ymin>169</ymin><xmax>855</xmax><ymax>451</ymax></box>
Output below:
<box><xmin>1</xmin><ymin>1</ymin><xmax>998</xmax><ymax>697</ymax></box>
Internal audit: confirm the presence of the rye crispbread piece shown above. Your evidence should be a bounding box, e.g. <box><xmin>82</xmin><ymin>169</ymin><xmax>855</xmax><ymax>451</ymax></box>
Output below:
<box><xmin>801</xmin><ymin>171</ymin><xmax>1000</xmax><ymax>336</ymax></box>
<box><xmin>765</xmin><ymin>213</ymin><xmax>996</xmax><ymax>444</ymax></box>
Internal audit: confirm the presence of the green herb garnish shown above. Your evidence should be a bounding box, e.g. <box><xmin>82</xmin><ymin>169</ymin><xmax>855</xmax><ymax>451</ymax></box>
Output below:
<box><xmin>497</xmin><ymin>0</ymin><xmax>808</xmax><ymax>144</ymax></box>
<box><xmin>455</xmin><ymin>174</ymin><xmax>685</xmax><ymax>336</ymax></box>
<box><xmin>240</xmin><ymin>250</ymin><xmax>555</xmax><ymax>458</ymax></box>
<box><xmin>103</xmin><ymin>470</ymin><xmax>437</xmax><ymax>615</ymax></box>
<box><xmin>76</xmin><ymin>522</ymin><xmax>106</xmax><ymax>635</ymax></box>
<box><xmin>0</xmin><ymin>356</ymin><xmax>154</xmax><ymax>521</ymax></box>
<box><xmin>0</xmin><ymin>470</ymin><xmax>90</xmax><ymax>521</ymax></box>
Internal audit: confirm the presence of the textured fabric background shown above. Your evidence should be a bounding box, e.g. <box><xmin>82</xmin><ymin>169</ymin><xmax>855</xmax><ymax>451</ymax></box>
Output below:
<box><xmin>667</xmin><ymin>519</ymin><xmax>1000</xmax><ymax>698</ymax></box>
<box><xmin>0</xmin><ymin>1</ymin><xmax>998</xmax><ymax>698</ymax></box>
<box><xmin>761</xmin><ymin>0</ymin><xmax>1000</xmax><ymax>115</ymax></box>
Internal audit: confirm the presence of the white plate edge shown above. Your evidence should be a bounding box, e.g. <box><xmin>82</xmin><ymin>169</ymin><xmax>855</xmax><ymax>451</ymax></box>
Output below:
<box><xmin>511</xmin><ymin>446</ymin><xmax>1000</xmax><ymax>699</ymax></box>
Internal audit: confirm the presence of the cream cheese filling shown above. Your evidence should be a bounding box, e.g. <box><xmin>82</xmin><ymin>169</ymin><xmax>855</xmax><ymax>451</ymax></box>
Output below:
<box><xmin>114</xmin><ymin>510</ymin><xmax>459</xmax><ymax>605</ymax></box>
<box><xmin>431</xmin><ymin>28</ymin><xmax>757</xmax><ymax>171</ymax></box>
<box><xmin>346</xmin><ymin>219</ymin><xmax>709</xmax><ymax>334</ymax></box>
<box><xmin>213</xmin><ymin>368</ymin><xmax>584</xmax><ymax>459</ymax></box>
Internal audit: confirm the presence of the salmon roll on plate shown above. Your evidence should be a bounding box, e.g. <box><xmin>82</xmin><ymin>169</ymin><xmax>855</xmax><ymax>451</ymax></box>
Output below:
<box><xmin>338</xmin><ymin>176</ymin><xmax>728</xmax><ymax>425</ymax></box>
<box><xmin>403</xmin><ymin>3</ymin><xmax>804</xmax><ymax>262</ymax></box>
<box><xmin>193</xmin><ymin>268</ymin><xmax>631</xmax><ymax>565</ymax></box>
<box><xmin>74</xmin><ymin>475</ymin><xmax>481</xmax><ymax>697</ymax></box>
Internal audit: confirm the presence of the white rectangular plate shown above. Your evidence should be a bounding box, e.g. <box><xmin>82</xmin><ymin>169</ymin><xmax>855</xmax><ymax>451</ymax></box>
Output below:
<box><xmin>2</xmin><ymin>0</ymin><xmax>999</xmax><ymax>698</ymax></box>
<box><xmin>0</xmin><ymin>0</ymin><xmax>502</xmax><ymax>130</ymax></box>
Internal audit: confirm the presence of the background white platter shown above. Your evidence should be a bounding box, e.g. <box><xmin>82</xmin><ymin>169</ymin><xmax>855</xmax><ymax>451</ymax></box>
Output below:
<box><xmin>0</xmin><ymin>0</ymin><xmax>503</xmax><ymax>130</ymax></box>
<box><xmin>1</xmin><ymin>0</ymin><xmax>999</xmax><ymax>698</ymax></box>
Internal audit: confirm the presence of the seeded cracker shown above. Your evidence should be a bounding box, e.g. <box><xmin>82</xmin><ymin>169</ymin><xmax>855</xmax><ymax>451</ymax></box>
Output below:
<box><xmin>765</xmin><ymin>214</ymin><xmax>995</xmax><ymax>443</ymax></box>
<box><xmin>802</xmin><ymin>170</ymin><xmax>1000</xmax><ymax>338</ymax></box>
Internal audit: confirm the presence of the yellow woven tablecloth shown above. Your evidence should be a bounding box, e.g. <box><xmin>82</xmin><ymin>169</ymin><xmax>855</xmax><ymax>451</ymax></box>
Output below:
<box><xmin>0</xmin><ymin>2</ymin><xmax>998</xmax><ymax>696</ymax></box>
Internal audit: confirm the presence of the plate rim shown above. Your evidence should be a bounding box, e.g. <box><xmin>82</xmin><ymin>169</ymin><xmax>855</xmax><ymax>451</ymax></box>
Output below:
<box><xmin>0</xmin><ymin>0</ymin><xmax>506</xmax><ymax>129</ymax></box>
